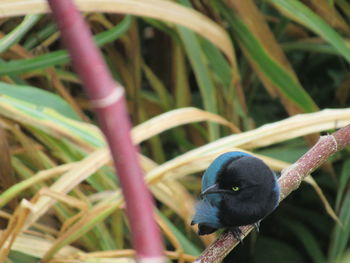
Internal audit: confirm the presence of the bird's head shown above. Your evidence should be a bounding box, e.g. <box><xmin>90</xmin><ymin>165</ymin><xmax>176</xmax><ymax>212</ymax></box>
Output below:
<box><xmin>201</xmin><ymin>155</ymin><xmax>278</xmax><ymax>206</ymax></box>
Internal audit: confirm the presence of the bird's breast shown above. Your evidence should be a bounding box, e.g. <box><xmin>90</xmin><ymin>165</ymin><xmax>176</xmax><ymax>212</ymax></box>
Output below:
<box><xmin>218</xmin><ymin>191</ymin><xmax>278</xmax><ymax>227</ymax></box>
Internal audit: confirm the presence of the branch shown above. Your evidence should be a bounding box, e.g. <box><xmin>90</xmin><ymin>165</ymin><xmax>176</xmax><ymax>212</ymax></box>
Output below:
<box><xmin>194</xmin><ymin>124</ymin><xmax>350</xmax><ymax>263</ymax></box>
<box><xmin>46</xmin><ymin>1</ymin><xmax>164</xmax><ymax>262</ymax></box>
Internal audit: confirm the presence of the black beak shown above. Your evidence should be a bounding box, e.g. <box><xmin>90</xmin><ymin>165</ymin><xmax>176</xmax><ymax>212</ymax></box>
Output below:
<box><xmin>200</xmin><ymin>184</ymin><xmax>232</xmax><ymax>197</ymax></box>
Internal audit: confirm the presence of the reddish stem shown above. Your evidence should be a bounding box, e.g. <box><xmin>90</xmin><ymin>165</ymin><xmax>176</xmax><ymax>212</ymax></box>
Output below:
<box><xmin>46</xmin><ymin>0</ymin><xmax>164</xmax><ymax>261</ymax></box>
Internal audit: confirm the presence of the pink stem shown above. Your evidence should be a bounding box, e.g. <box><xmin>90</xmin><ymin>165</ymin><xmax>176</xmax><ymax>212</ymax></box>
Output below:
<box><xmin>46</xmin><ymin>1</ymin><xmax>164</xmax><ymax>261</ymax></box>
<box><xmin>195</xmin><ymin>124</ymin><xmax>350</xmax><ymax>263</ymax></box>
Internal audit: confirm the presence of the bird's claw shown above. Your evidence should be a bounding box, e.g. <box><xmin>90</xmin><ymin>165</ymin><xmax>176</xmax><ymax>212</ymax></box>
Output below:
<box><xmin>229</xmin><ymin>227</ymin><xmax>244</xmax><ymax>243</ymax></box>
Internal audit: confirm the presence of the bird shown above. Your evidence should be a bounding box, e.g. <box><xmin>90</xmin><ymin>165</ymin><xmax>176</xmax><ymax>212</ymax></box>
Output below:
<box><xmin>191</xmin><ymin>151</ymin><xmax>280</xmax><ymax>241</ymax></box>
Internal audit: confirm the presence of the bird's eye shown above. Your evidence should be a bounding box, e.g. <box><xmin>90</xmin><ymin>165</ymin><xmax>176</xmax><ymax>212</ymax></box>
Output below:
<box><xmin>232</xmin><ymin>186</ymin><xmax>240</xmax><ymax>191</ymax></box>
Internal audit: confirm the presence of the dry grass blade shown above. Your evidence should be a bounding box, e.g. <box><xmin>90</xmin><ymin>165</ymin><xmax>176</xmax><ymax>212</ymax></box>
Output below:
<box><xmin>225</xmin><ymin>0</ymin><xmax>301</xmax><ymax>101</ymax></box>
<box><xmin>145</xmin><ymin>109</ymin><xmax>350</xmax><ymax>184</ymax></box>
<box><xmin>155</xmin><ymin>213</ymin><xmax>185</xmax><ymax>263</ymax></box>
<box><xmin>34</xmin><ymin>122</ymin><xmax>341</xmax><ymax>261</ymax></box>
<box><xmin>303</xmin><ymin>176</ymin><xmax>340</xmax><ymax>224</ymax></box>
<box><xmin>41</xmin><ymin>200</ymin><xmax>123</xmax><ymax>261</ymax></box>
<box><xmin>151</xmin><ymin>181</ymin><xmax>194</xmax><ymax>224</ymax></box>
<box><xmin>12</xmin><ymin>123</ymin><xmax>47</xmax><ymax>170</ymax></box>
<box><xmin>238</xmin><ymin>109</ymin><xmax>350</xmax><ymax>149</ymax></box>
<box><xmin>0</xmin><ymin>163</ymin><xmax>78</xmax><ymax>208</ymax></box>
<box><xmin>3</xmin><ymin>107</ymin><xmax>345</xmax><ymax>260</ymax></box>
<box><xmin>254</xmin><ymin>154</ymin><xmax>291</xmax><ymax>171</ymax></box>
<box><xmin>142</xmin><ymin>155</ymin><xmax>195</xmax><ymax>223</ymax></box>
<box><xmin>0</xmin><ymin>96</ymin><xmax>103</xmax><ymax>150</ymax></box>
<box><xmin>0</xmin><ymin>127</ymin><xmax>15</xmax><ymax>207</ymax></box>
<box><xmin>0</xmin><ymin>0</ymin><xmax>236</xmax><ymax>67</ymax></box>
<box><xmin>48</xmin><ymin>68</ymin><xmax>89</xmax><ymax>121</ymax></box>
<box><xmin>0</xmin><ymin>0</ymin><xmax>347</xmax><ymax>260</ymax></box>
<box><xmin>0</xmin><ymin>210</ymin><xmax>59</xmax><ymax>236</ymax></box>
<box><xmin>0</xmin><ymin>200</ymin><xmax>33</xmax><ymax>261</ymax></box>
<box><xmin>132</xmin><ymin>107</ymin><xmax>240</xmax><ymax>143</ymax></box>
<box><xmin>306</xmin><ymin>0</ymin><xmax>350</xmax><ymax>33</ymax></box>
<box><xmin>147</xmin><ymin>147</ymin><xmax>338</xmax><ymax>225</ymax></box>
<box><xmin>53</xmin><ymin>258</ymin><xmax>135</xmax><ymax>263</ymax></box>
<box><xmin>80</xmin><ymin>249</ymin><xmax>196</xmax><ymax>262</ymax></box>
<box><xmin>9</xmin><ymin>232</ymin><xmax>82</xmax><ymax>259</ymax></box>
<box><xmin>199</xmin><ymin>109</ymin><xmax>350</xmax><ymax>155</ymax></box>
<box><xmin>22</xmin><ymin>148</ymin><xmax>110</xmax><ymax>230</ymax></box>
<box><xmin>38</xmin><ymin>188</ymin><xmax>88</xmax><ymax>211</ymax></box>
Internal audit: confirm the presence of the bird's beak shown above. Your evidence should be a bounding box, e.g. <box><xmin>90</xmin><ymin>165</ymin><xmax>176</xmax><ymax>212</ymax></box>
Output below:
<box><xmin>200</xmin><ymin>184</ymin><xmax>232</xmax><ymax>197</ymax></box>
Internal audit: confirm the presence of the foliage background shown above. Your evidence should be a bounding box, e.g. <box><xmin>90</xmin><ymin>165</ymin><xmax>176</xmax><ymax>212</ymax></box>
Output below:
<box><xmin>0</xmin><ymin>0</ymin><xmax>350</xmax><ymax>262</ymax></box>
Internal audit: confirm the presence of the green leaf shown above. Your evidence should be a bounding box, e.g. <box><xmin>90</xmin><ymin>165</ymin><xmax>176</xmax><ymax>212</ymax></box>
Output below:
<box><xmin>142</xmin><ymin>63</ymin><xmax>173</xmax><ymax>110</ymax></box>
<box><xmin>177</xmin><ymin>0</ymin><xmax>219</xmax><ymax>139</ymax></box>
<box><xmin>337</xmin><ymin>250</ymin><xmax>350</xmax><ymax>263</ymax></box>
<box><xmin>268</xmin><ymin>0</ymin><xmax>350</xmax><ymax>63</ymax></box>
<box><xmin>254</xmin><ymin>237</ymin><xmax>305</xmax><ymax>263</ymax></box>
<box><xmin>281</xmin><ymin>220</ymin><xmax>326</xmax><ymax>263</ymax></box>
<box><xmin>0</xmin><ymin>15</ymin><xmax>132</xmax><ymax>76</ymax></box>
<box><xmin>329</xmin><ymin>190</ymin><xmax>350</xmax><ymax>262</ymax></box>
<box><xmin>201</xmin><ymin>39</ymin><xmax>232</xmax><ymax>88</ymax></box>
<box><xmin>0</xmin><ymin>14</ymin><xmax>41</xmax><ymax>53</ymax></box>
<box><xmin>23</xmin><ymin>22</ymin><xmax>57</xmax><ymax>50</ymax></box>
<box><xmin>335</xmin><ymin>0</ymin><xmax>350</xmax><ymax>18</ymax></box>
<box><xmin>0</xmin><ymin>95</ymin><xmax>103</xmax><ymax>147</ymax></box>
<box><xmin>256</xmin><ymin>138</ymin><xmax>308</xmax><ymax>163</ymax></box>
<box><xmin>283</xmin><ymin>41</ymin><xmax>342</xmax><ymax>56</ymax></box>
<box><xmin>0</xmin><ymin>50</ymin><xmax>70</xmax><ymax>76</ymax></box>
<box><xmin>9</xmin><ymin>251</ymin><xmax>40</xmax><ymax>263</ymax></box>
<box><xmin>335</xmin><ymin>159</ymin><xmax>350</xmax><ymax>211</ymax></box>
<box><xmin>0</xmin><ymin>81</ymin><xmax>80</xmax><ymax>120</ymax></box>
<box><xmin>219</xmin><ymin>4</ymin><xmax>318</xmax><ymax>113</ymax></box>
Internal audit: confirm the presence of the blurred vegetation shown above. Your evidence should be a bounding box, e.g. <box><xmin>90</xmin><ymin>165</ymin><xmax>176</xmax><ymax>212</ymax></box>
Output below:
<box><xmin>0</xmin><ymin>0</ymin><xmax>350</xmax><ymax>262</ymax></box>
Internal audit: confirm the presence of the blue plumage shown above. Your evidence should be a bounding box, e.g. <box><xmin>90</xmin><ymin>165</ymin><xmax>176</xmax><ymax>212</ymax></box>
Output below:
<box><xmin>191</xmin><ymin>151</ymin><xmax>280</xmax><ymax>239</ymax></box>
<box><xmin>202</xmin><ymin>151</ymin><xmax>250</xmax><ymax>206</ymax></box>
<box><xmin>191</xmin><ymin>200</ymin><xmax>221</xmax><ymax>230</ymax></box>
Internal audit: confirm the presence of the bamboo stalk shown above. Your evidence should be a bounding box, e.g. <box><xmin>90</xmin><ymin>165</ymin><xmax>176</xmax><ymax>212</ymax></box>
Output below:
<box><xmin>46</xmin><ymin>0</ymin><xmax>164</xmax><ymax>262</ymax></box>
<box><xmin>195</xmin><ymin>124</ymin><xmax>350</xmax><ymax>263</ymax></box>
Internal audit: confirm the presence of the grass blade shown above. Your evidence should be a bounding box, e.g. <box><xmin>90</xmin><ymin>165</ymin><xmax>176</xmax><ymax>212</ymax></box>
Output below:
<box><xmin>329</xmin><ymin>191</ymin><xmax>350</xmax><ymax>262</ymax></box>
<box><xmin>281</xmin><ymin>220</ymin><xmax>326</xmax><ymax>263</ymax></box>
<box><xmin>0</xmin><ymin>15</ymin><xmax>132</xmax><ymax>76</ymax></box>
<box><xmin>268</xmin><ymin>0</ymin><xmax>350</xmax><ymax>63</ymax></box>
<box><xmin>0</xmin><ymin>14</ymin><xmax>41</xmax><ymax>53</ymax></box>
<box><xmin>218</xmin><ymin>2</ymin><xmax>318</xmax><ymax>113</ymax></box>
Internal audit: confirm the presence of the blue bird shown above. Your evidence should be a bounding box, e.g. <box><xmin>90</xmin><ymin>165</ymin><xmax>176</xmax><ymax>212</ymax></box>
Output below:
<box><xmin>191</xmin><ymin>151</ymin><xmax>280</xmax><ymax>240</ymax></box>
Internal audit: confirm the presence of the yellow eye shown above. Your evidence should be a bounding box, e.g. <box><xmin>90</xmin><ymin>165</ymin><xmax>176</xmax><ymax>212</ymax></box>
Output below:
<box><xmin>232</xmin><ymin>186</ymin><xmax>240</xmax><ymax>191</ymax></box>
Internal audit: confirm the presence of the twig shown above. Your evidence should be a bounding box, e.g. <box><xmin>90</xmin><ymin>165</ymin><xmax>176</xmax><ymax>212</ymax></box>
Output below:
<box><xmin>195</xmin><ymin>124</ymin><xmax>350</xmax><ymax>263</ymax></box>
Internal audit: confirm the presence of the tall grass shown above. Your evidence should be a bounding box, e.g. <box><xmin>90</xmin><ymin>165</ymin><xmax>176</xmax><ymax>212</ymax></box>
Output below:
<box><xmin>0</xmin><ymin>0</ymin><xmax>349</xmax><ymax>262</ymax></box>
